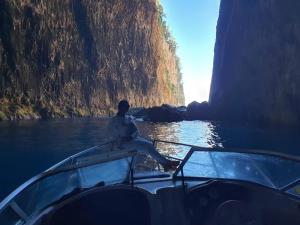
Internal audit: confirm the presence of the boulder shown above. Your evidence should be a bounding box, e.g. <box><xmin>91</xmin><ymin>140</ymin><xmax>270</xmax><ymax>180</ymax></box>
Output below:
<box><xmin>143</xmin><ymin>104</ymin><xmax>184</xmax><ymax>122</ymax></box>
<box><xmin>130</xmin><ymin>103</ymin><xmax>216</xmax><ymax>123</ymax></box>
<box><xmin>185</xmin><ymin>101</ymin><xmax>213</xmax><ymax>121</ymax></box>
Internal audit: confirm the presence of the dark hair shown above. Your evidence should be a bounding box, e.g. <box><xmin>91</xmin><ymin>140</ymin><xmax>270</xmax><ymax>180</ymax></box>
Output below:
<box><xmin>118</xmin><ymin>100</ymin><xmax>130</xmax><ymax>111</ymax></box>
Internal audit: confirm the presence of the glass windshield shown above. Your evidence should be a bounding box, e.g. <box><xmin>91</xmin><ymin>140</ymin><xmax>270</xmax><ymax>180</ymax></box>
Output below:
<box><xmin>13</xmin><ymin>157</ymin><xmax>131</xmax><ymax>217</ymax></box>
<box><xmin>177</xmin><ymin>149</ymin><xmax>300</xmax><ymax>189</ymax></box>
<box><xmin>0</xmin><ymin>141</ymin><xmax>171</xmax><ymax>224</ymax></box>
<box><xmin>0</xmin><ymin>142</ymin><xmax>138</xmax><ymax>224</ymax></box>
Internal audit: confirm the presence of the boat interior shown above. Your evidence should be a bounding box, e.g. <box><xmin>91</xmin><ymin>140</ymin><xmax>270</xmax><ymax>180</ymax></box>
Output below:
<box><xmin>33</xmin><ymin>179</ymin><xmax>300</xmax><ymax>225</ymax></box>
<box><xmin>2</xmin><ymin>141</ymin><xmax>300</xmax><ymax>225</ymax></box>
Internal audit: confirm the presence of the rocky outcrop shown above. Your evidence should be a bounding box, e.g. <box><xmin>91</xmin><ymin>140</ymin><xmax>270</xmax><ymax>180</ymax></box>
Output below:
<box><xmin>186</xmin><ymin>101</ymin><xmax>213</xmax><ymax>121</ymax></box>
<box><xmin>142</xmin><ymin>104</ymin><xmax>184</xmax><ymax>122</ymax></box>
<box><xmin>132</xmin><ymin>101</ymin><xmax>213</xmax><ymax>122</ymax></box>
<box><xmin>0</xmin><ymin>0</ymin><xmax>184</xmax><ymax>120</ymax></box>
<box><xmin>210</xmin><ymin>0</ymin><xmax>300</xmax><ymax>126</ymax></box>
<box><xmin>130</xmin><ymin>104</ymin><xmax>182</xmax><ymax>122</ymax></box>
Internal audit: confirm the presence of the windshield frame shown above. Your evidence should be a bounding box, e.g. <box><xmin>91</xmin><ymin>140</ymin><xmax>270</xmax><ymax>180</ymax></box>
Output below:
<box><xmin>172</xmin><ymin>144</ymin><xmax>300</xmax><ymax>191</ymax></box>
<box><xmin>0</xmin><ymin>142</ymin><xmax>137</xmax><ymax>215</ymax></box>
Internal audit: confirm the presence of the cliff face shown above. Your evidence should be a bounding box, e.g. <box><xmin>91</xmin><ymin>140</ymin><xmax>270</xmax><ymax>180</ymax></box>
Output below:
<box><xmin>210</xmin><ymin>0</ymin><xmax>300</xmax><ymax>126</ymax></box>
<box><xmin>0</xmin><ymin>0</ymin><xmax>184</xmax><ymax>120</ymax></box>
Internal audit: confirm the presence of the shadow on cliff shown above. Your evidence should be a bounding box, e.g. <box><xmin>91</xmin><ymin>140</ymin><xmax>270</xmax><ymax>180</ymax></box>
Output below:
<box><xmin>0</xmin><ymin>1</ymin><xmax>15</xmax><ymax>72</ymax></box>
<box><xmin>71</xmin><ymin>0</ymin><xmax>97</xmax><ymax>70</ymax></box>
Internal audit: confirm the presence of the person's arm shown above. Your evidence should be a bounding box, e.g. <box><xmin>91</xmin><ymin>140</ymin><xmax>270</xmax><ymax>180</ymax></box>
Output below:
<box><xmin>129</xmin><ymin>121</ymin><xmax>139</xmax><ymax>139</ymax></box>
<box><xmin>121</xmin><ymin>116</ymin><xmax>139</xmax><ymax>142</ymax></box>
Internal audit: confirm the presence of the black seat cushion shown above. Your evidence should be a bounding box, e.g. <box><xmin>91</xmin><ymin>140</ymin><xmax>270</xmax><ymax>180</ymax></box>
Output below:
<box><xmin>44</xmin><ymin>188</ymin><xmax>151</xmax><ymax>225</ymax></box>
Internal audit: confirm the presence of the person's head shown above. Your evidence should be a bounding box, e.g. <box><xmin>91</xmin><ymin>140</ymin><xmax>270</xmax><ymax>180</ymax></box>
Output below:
<box><xmin>118</xmin><ymin>100</ymin><xmax>130</xmax><ymax>115</ymax></box>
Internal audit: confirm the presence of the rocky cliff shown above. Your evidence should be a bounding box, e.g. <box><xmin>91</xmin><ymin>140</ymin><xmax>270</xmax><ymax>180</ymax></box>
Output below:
<box><xmin>210</xmin><ymin>0</ymin><xmax>300</xmax><ymax>126</ymax></box>
<box><xmin>0</xmin><ymin>0</ymin><xmax>184</xmax><ymax>120</ymax></box>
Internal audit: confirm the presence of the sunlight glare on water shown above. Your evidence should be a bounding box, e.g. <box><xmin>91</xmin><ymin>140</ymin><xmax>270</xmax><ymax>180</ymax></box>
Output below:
<box><xmin>137</xmin><ymin>120</ymin><xmax>223</xmax><ymax>159</ymax></box>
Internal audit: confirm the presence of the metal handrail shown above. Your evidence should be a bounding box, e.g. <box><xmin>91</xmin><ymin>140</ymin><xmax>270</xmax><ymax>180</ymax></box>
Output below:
<box><xmin>153</xmin><ymin>139</ymin><xmax>199</xmax><ymax>149</ymax></box>
<box><xmin>281</xmin><ymin>178</ymin><xmax>300</xmax><ymax>192</ymax></box>
<box><xmin>154</xmin><ymin>139</ymin><xmax>300</xmax><ymax>163</ymax></box>
<box><xmin>46</xmin><ymin>145</ymin><xmax>102</xmax><ymax>172</ymax></box>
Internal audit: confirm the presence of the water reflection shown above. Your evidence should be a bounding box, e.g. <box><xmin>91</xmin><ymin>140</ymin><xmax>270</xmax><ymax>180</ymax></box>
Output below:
<box><xmin>206</xmin><ymin>122</ymin><xmax>224</xmax><ymax>148</ymax></box>
<box><xmin>137</xmin><ymin>120</ymin><xmax>223</xmax><ymax>159</ymax></box>
<box><xmin>137</xmin><ymin>121</ymin><xmax>183</xmax><ymax>158</ymax></box>
<box><xmin>207</xmin><ymin>121</ymin><xmax>300</xmax><ymax>155</ymax></box>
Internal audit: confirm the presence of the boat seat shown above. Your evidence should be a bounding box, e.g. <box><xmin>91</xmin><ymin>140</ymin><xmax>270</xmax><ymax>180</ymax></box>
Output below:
<box><xmin>37</xmin><ymin>187</ymin><xmax>151</xmax><ymax>225</ymax></box>
<box><xmin>262</xmin><ymin>208</ymin><xmax>300</xmax><ymax>225</ymax></box>
<box><xmin>156</xmin><ymin>186</ymin><xmax>190</xmax><ymax>225</ymax></box>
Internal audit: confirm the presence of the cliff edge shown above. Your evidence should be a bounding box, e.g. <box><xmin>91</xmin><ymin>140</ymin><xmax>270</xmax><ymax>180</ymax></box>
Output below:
<box><xmin>0</xmin><ymin>0</ymin><xmax>184</xmax><ymax>120</ymax></box>
<box><xmin>210</xmin><ymin>0</ymin><xmax>300</xmax><ymax>126</ymax></box>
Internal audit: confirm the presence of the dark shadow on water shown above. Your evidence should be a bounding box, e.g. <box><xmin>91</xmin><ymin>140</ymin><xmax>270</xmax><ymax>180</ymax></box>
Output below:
<box><xmin>209</xmin><ymin>121</ymin><xmax>300</xmax><ymax>156</ymax></box>
<box><xmin>0</xmin><ymin>118</ymin><xmax>109</xmax><ymax>201</ymax></box>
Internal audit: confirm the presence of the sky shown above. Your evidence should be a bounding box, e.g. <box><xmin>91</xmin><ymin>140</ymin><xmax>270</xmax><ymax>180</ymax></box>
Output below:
<box><xmin>160</xmin><ymin>0</ymin><xmax>221</xmax><ymax>105</ymax></box>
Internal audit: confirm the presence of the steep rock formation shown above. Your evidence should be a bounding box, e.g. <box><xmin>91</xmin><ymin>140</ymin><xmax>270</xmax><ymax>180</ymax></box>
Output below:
<box><xmin>0</xmin><ymin>0</ymin><xmax>184</xmax><ymax>120</ymax></box>
<box><xmin>210</xmin><ymin>0</ymin><xmax>300</xmax><ymax>126</ymax></box>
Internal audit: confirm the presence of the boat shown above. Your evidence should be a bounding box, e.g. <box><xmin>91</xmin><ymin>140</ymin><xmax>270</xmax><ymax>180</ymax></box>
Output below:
<box><xmin>1</xmin><ymin>139</ymin><xmax>300</xmax><ymax>225</ymax></box>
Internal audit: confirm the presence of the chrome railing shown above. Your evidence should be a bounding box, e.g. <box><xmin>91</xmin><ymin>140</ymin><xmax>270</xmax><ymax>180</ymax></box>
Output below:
<box><xmin>154</xmin><ymin>139</ymin><xmax>300</xmax><ymax>163</ymax></box>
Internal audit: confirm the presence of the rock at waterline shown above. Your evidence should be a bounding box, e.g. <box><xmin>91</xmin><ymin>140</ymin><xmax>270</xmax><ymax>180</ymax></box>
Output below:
<box><xmin>130</xmin><ymin>102</ymin><xmax>214</xmax><ymax>122</ymax></box>
<box><xmin>131</xmin><ymin>104</ymin><xmax>184</xmax><ymax>122</ymax></box>
<box><xmin>186</xmin><ymin>101</ymin><xmax>213</xmax><ymax>121</ymax></box>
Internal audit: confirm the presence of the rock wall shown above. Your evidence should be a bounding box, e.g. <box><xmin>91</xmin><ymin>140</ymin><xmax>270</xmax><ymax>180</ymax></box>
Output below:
<box><xmin>0</xmin><ymin>0</ymin><xmax>184</xmax><ymax>120</ymax></box>
<box><xmin>210</xmin><ymin>0</ymin><xmax>300</xmax><ymax>126</ymax></box>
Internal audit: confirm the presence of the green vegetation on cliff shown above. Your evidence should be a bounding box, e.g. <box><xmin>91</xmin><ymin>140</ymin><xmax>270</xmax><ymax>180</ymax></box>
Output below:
<box><xmin>156</xmin><ymin>1</ymin><xmax>184</xmax><ymax>105</ymax></box>
<box><xmin>0</xmin><ymin>0</ymin><xmax>184</xmax><ymax>120</ymax></box>
<box><xmin>157</xmin><ymin>2</ymin><xmax>177</xmax><ymax>53</ymax></box>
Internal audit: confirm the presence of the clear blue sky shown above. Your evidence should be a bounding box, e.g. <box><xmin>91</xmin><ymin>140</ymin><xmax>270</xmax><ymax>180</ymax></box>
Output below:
<box><xmin>160</xmin><ymin>0</ymin><xmax>220</xmax><ymax>105</ymax></box>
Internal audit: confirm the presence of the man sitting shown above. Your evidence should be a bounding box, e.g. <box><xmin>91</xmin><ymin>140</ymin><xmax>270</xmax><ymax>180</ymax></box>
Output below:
<box><xmin>106</xmin><ymin>100</ymin><xmax>179</xmax><ymax>170</ymax></box>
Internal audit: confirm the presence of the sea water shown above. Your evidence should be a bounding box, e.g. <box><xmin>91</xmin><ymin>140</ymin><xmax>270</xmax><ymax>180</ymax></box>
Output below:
<box><xmin>0</xmin><ymin>117</ymin><xmax>300</xmax><ymax>201</ymax></box>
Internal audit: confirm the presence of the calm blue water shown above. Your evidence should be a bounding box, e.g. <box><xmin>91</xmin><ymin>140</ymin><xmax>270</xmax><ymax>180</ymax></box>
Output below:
<box><xmin>1</xmin><ymin>118</ymin><xmax>300</xmax><ymax>201</ymax></box>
